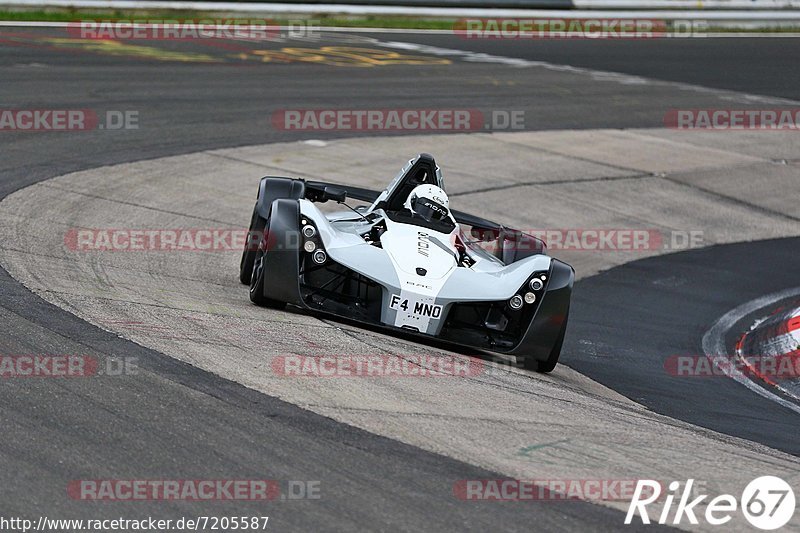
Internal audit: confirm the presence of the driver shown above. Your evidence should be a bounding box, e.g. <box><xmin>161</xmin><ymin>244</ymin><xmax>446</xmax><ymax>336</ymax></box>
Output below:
<box><xmin>403</xmin><ymin>184</ymin><xmax>451</xmax><ymax>223</ymax></box>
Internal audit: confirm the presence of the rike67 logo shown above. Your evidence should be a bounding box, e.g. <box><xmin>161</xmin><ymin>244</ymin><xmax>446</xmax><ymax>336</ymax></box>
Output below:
<box><xmin>626</xmin><ymin>477</ymin><xmax>795</xmax><ymax>530</ymax></box>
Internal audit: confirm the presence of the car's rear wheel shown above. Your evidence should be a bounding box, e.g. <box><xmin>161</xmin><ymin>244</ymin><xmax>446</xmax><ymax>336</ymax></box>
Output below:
<box><xmin>249</xmin><ymin>231</ymin><xmax>286</xmax><ymax>310</ymax></box>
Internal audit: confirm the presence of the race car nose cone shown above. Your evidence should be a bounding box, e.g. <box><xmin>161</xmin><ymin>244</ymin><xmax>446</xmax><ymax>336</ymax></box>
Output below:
<box><xmin>416</xmin><ymin>267</ymin><xmax>427</xmax><ymax>276</ymax></box>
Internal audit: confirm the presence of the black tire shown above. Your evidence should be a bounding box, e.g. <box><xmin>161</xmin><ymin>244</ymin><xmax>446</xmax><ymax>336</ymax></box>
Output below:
<box><xmin>522</xmin><ymin>316</ymin><xmax>568</xmax><ymax>373</ymax></box>
<box><xmin>239</xmin><ymin>207</ymin><xmax>267</xmax><ymax>285</ymax></box>
<box><xmin>249</xmin><ymin>240</ymin><xmax>286</xmax><ymax>310</ymax></box>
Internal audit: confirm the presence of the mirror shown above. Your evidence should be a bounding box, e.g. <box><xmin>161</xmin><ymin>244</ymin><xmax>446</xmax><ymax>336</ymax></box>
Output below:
<box><xmin>324</xmin><ymin>186</ymin><xmax>347</xmax><ymax>203</ymax></box>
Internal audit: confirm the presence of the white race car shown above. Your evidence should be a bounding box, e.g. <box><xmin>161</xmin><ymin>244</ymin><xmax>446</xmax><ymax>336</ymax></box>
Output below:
<box><xmin>240</xmin><ymin>154</ymin><xmax>573</xmax><ymax>372</ymax></box>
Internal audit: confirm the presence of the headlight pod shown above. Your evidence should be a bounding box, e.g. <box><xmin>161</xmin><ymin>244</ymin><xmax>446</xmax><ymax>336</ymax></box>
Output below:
<box><xmin>301</xmin><ymin>218</ymin><xmax>326</xmax><ymax>264</ymax></box>
<box><xmin>509</xmin><ymin>271</ymin><xmax>548</xmax><ymax>311</ymax></box>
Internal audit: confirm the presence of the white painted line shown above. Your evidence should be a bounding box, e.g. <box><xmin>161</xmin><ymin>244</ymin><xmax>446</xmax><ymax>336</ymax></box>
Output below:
<box><xmin>329</xmin><ymin>28</ymin><xmax>800</xmax><ymax>36</ymax></box>
<box><xmin>702</xmin><ymin>286</ymin><xmax>800</xmax><ymax>416</ymax></box>
<box><xmin>3</xmin><ymin>0</ymin><xmax>800</xmax><ymax>19</ymax></box>
<box><xmin>574</xmin><ymin>0</ymin><xmax>799</xmax><ymax>7</ymax></box>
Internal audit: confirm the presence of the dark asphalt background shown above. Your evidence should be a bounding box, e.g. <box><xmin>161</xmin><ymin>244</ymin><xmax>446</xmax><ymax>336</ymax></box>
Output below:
<box><xmin>365</xmin><ymin>34</ymin><xmax>800</xmax><ymax>101</ymax></box>
<box><xmin>567</xmin><ymin>238</ymin><xmax>800</xmax><ymax>456</ymax></box>
<box><xmin>1</xmin><ymin>27</ymin><xmax>799</xmax><ymax>529</ymax></box>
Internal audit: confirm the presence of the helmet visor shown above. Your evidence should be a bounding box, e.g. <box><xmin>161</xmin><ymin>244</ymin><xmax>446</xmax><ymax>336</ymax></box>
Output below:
<box><xmin>413</xmin><ymin>197</ymin><xmax>448</xmax><ymax>222</ymax></box>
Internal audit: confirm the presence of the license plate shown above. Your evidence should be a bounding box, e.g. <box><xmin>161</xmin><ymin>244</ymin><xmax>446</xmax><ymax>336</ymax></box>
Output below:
<box><xmin>390</xmin><ymin>294</ymin><xmax>442</xmax><ymax>319</ymax></box>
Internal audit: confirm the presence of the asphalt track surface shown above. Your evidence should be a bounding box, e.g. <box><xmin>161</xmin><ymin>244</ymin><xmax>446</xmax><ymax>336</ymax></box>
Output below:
<box><xmin>1</xmin><ymin>28</ymin><xmax>799</xmax><ymax>529</ymax></box>
<box><xmin>567</xmin><ymin>237</ymin><xmax>800</xmax><ymax>455</ymax></box>
<box><xmin>361</xmin><ymin>35</ymin><xmax>800</xmax><ymax>101</ymax></box>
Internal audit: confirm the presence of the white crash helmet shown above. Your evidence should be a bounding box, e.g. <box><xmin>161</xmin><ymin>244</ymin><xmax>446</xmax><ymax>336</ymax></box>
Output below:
<box><xmin>404</xmin><ymin>184</ymin><xmax>450</xmax><ymax>223</ymax></box>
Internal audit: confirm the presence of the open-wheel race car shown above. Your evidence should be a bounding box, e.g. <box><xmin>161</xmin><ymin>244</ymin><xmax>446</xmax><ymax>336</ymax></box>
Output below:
<box><xmin>240</xmin><ymin>153</ymin><xmax>573</xmax><ymax>372</ymax></box>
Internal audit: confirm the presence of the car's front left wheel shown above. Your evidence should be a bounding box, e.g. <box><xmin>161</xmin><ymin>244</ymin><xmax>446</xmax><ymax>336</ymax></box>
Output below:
<box><xmin>522</xmin><ymin>316</ymin><xmax>568</xmax><ymax>373</ymax></box>
<box><xmin>239</xmin><ymin>206</ymin><xmax>267</xmax><ymax>284</ymax></box>
<box><xmin>249</xmin><ymin>237</ymin><xmax>286</xmax><ymax>310</ymax></box>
